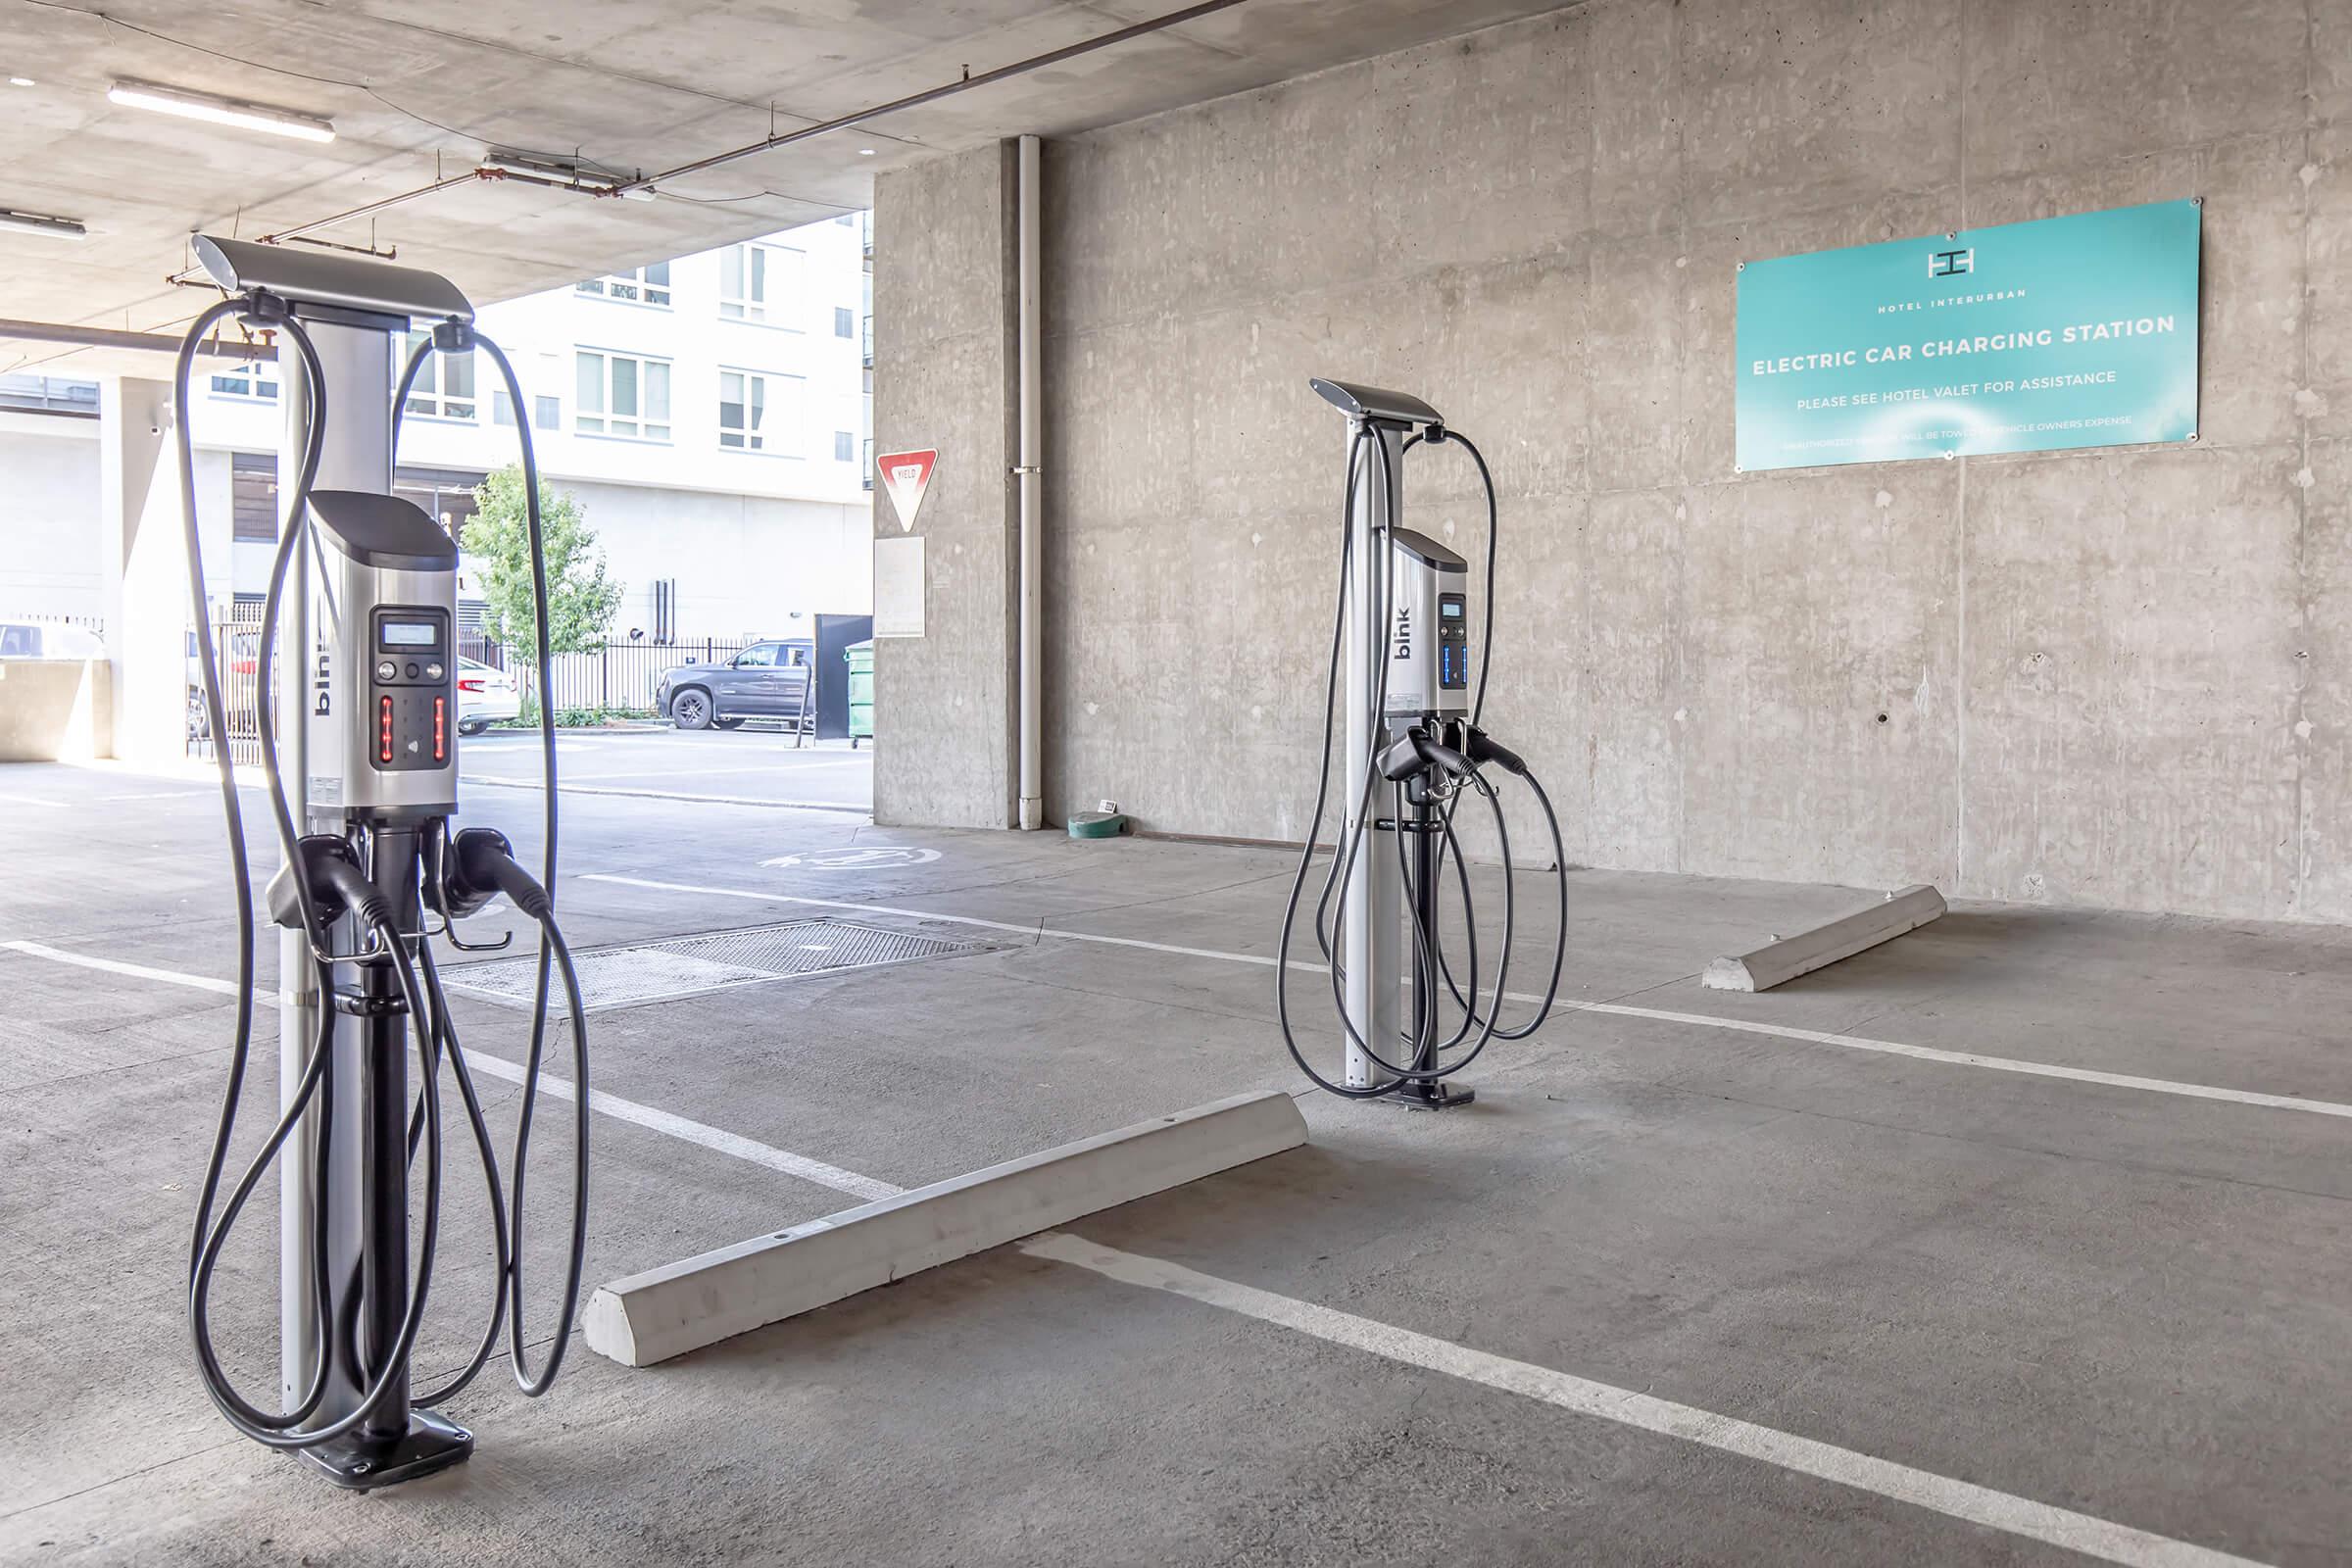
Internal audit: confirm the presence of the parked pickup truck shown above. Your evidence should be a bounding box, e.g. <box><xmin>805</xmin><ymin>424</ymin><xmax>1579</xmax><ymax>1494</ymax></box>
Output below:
<box><xmin>656</xmin><ymin>640</ymin><xmax>813</xmax><ymax>731</ymax></box>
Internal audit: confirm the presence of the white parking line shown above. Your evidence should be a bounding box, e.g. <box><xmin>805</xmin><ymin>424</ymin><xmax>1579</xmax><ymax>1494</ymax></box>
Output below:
<box><xmin>463</xmin><ymin>776</ymin><xmax>869</xmax><ymax>813</ymax></box>
<box><xmin>582</xmin><ymin>874</ymin><xmax>2352</xmax><ymax>1123</ymax></box>
<box><xmin>2</xmin><ymin>941</ymin><xmax>251</xmax><ymax>996</ymax></box>
<box><xmin>1023</xmin><ymin>1233</ymin><xmax>2270</xmax><ymax>1568</ymax></box>
<box><xmin>462</xmin><ymin>1053</ymin><xmax>901</xmax><ymax>1201</ymax></box>
<box><xmin>2</xmin><ymin>937</ymin><xmax>2275</xmax><ymax>1566</ymax></box>
<box><xmin>0</xmin><ymin>939</ymin><xmax>893</xmax><ymax>1201</ymax></box>
<box><xmin>466</xmin><ymin>762</ymin><xmax>867</xmax><ymax>785</ymax></box>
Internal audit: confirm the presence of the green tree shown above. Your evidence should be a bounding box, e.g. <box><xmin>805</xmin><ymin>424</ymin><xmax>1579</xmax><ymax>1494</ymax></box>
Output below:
<box><xmin>461</xmin><ymin>466</ymin><xmax>620</xmax><ymax>655</ymax></box>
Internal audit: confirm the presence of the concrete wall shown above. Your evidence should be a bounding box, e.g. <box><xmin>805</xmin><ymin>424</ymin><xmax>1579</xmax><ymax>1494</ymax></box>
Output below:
<box><xmin>0</xmin><ymin>414</ymin><xmax>235</xmax><ymax>621</ymax></box>
<box><xmin>0</xmin><ymin>415</ymin><xmax>105</xmax><ymax>618</ymax></box>
<box><xmin>871</xmin><ymin>142</ymin><xmax>1021</xmax><ymax>830</ymax></box>
<box><xmin>563</xmin><ymin>479</ymin><xmax>873</xmax><ymax>640</ymax></box>
<box><xmin>875</xmin><ymin>0</ymin><xmax>2351</xmax><ymax>921</ymax></box>
<box><xmin>0</xmin><ymin>660</ymin><xmax>111</xmax><ymax>761</ymax></box>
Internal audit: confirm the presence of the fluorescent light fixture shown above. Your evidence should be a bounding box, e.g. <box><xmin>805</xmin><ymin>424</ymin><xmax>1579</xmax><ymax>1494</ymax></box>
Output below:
<box><xmin>0</xmin><ymin>207</ymin><xmax>86</xmax><ymax>240</ymax></box>
<box><xmin>108</xmin><ymin>80</ymin><xmax>335</xmax><ymax>143</ymax></box>
<box><xmin>482</xmin><ymin>147</ymin><xmax>586</xmax><ymax>181</ymax></box>
<box><xmin>858</xmin><ymin>147</ymin><xmax>876</xmax><ymax>156</ymax></box>
<box><xmin>482</xmin><ymin>147</ymin><xmax>653</xmax><ymax>200</ymax></box>
<box><xmin>8</xmin><ymin>77</ymin><xmax>34</xmax><ymax>88</ymax></box>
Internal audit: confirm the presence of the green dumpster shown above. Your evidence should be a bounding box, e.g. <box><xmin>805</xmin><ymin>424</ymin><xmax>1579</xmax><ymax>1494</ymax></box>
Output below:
<box><xmin>845</xmin><ymin>639</ymin><xmax>874</xmax><ymax>748</ymax></box>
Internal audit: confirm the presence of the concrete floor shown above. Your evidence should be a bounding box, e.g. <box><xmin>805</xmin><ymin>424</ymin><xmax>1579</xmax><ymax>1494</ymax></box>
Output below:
<box><xmin>1</xmin><ymin>752</ymin><xmax>2347</xmax><ymax>1565</ymax></box>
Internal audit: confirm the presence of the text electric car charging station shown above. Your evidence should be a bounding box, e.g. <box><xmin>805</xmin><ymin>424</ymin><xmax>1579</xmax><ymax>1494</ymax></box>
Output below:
<box><xmin>1278</xmin><ymin>378</ymin><xmax>1570</xmax><ymax>1105</ymax></box>
<box><xmin>174</xmin><ymin>238</ymin><xmax>590</xmax><ymax>1490</ymax></box>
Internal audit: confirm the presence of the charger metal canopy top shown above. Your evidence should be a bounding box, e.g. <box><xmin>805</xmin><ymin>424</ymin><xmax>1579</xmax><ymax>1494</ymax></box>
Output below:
<box><xmin>1735</xmin><ymin>198</ymin><xmax>2201</xmax><ymax>472</ymax></box>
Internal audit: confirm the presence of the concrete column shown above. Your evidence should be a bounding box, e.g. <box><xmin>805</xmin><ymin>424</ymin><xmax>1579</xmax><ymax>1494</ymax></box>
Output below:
<box><xmin>98</xmin><ymin>375</ymin><xmax>189</xmax><ymax>765</ymax></box>
<box><xmin>869</xmin><ymin>141</ymin><xmax>1023</xmax><ymax>829</ymax></box>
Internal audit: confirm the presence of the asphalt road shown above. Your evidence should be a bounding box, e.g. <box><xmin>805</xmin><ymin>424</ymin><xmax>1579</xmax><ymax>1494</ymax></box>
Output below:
<box><xmin>459</xmin><ymin>725</ymin><xmax>873</xmax><ymax>812</ymax></box>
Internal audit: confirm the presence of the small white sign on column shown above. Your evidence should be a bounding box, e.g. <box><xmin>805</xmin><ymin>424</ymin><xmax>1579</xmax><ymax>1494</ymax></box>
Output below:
<box><xmin>873</xmin><ymin>535</ymin><xmax>925</xmax><ymax>639</ymax></box>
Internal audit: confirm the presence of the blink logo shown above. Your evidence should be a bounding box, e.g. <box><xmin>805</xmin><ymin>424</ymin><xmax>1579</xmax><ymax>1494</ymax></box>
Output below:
<box><xmin>1393</xmin><ymin>605</ymin><xmax>1413</xmax><ymax>661</ymax></box>
<box><xmin>1930</xmin><ymin>247</ymin><xmax>1975</xmax><ymax>278</ymax></box>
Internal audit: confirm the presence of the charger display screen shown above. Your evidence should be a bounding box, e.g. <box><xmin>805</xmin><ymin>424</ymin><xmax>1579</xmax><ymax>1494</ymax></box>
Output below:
<box><xmin>1436</xmin><ymin>591</ymin><xmax>1469</xmax><ymax>691</ymax></box>
<box><xmin>380</xmin><ymin>619</ymin><xmax>440</xmax><ymax>650</ymax></box>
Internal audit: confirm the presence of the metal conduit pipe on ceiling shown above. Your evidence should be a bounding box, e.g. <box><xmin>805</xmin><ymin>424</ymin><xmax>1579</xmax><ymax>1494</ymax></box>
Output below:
<box><xmin>611</xmin><ymin>0</ymin><xmax>1253</xmax><ymax>196</ymax></box>
<box><xmin>0</xmin><ymin>319</ymin><xmax>276</xmax><ymax>358</ymax></box>
<box><xmin>229</xmin><ymin>0</ymin><xmax>1255</xmax><ymax>255</ymax></box>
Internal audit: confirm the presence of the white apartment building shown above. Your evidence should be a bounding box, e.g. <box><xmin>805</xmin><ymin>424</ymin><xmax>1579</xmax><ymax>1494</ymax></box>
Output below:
<box><xmin>1</xmin><ymin>212</ymin><xmax>875</xmax><ymax>644</ymax></box>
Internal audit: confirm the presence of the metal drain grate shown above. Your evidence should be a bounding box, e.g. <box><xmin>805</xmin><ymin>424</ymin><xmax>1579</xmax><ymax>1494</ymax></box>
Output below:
<box><xmin>439</xmin><ymin>918</ymin><xmax>995</xmax><ymax>1012</ymax></box>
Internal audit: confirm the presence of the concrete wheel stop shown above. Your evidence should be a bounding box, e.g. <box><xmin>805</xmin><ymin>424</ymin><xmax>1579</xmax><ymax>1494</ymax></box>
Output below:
<box><xmin>584</xmin><ymin>1089</ymin><xmax>1309</xmax><ymax>1366</ymax></box>
<box><xmin>1702</xmin><ymin>884</ymin><xmax>1947</xmax><ymax>993</ymax></box>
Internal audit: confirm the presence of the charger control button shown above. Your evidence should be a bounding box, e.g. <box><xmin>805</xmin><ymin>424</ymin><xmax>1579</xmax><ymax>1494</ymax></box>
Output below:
<box><xmin>375</xmin><ymin>660</ymin><xmax>398</xmax><ymax>681</ymax></box>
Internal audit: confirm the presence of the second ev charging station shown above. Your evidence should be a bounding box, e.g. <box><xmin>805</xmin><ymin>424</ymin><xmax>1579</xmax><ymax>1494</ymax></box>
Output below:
<box><xmin>1277</xmin><ymin>378</ymin><xmax>1571</xmax><ymax>1105</ymax></box>
<box><xmin>174</xmin><ymin>238</ymin><xmax>591</xmax><ymax>1489</ymax></box>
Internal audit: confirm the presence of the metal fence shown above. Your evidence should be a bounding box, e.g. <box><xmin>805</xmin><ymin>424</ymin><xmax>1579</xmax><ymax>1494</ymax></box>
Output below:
<box><xmin>183</xmin><ymin>623</ymin><xmax>788</xmax><ymax>760</ymax></box>
<box><xmin>186</xmin><ymin>601</ymin><xmax>268</xmax><ymax>767</ymax></box>
<box><xmin>504</xmin><ymin>637</ymin><xmax>755</xmax><ymax>718</ymax></box>
<box><xmin>2</xmin><ymin>611</ymin><xmax>107</xmax><ymax>635</ymax></box>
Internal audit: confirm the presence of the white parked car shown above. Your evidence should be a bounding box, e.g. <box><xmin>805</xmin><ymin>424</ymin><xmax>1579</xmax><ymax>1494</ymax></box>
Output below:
<box><xmin>0</xmin><ymin>619</ymin><xmax>106</xmax><ymax>660</ymax></box>
<box><xmin>457</xmin><ymin>657</ymin><xmax>520</xmax><ymax>734</ymax></box>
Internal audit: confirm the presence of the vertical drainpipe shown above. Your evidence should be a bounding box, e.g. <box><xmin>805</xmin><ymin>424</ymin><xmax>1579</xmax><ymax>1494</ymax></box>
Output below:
<box><xmin>1016</xmin><ymin>132</ymin><xmax>1045</xmax><ymax>831</ymax></box>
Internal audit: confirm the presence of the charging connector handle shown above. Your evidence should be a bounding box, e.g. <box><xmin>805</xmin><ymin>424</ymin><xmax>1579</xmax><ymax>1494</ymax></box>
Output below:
<box><xmin>449</xmin><ymin>828</ymin><xmax>551</xmax><ymax>918</ymax></box>
<box><xmin>1377</xmin><ymin>725</ymin><xmax>1474</xmax><ymax>783</ymax></box>
<box><xmin>1462</xmin><ymin>725</ymin><xmax>1526</xmax><ymax>777</ymax></box>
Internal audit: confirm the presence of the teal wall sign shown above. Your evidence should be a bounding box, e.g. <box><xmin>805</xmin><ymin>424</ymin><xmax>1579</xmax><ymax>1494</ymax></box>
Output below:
<box><xmin>1734</xmin><ymin>199</ymin><xmax>2201</xmax><ymax>472</ymax></box>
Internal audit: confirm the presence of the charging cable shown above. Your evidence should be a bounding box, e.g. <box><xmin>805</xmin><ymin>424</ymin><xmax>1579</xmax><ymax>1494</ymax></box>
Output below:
<box><xmin>1272</xmin><ymin>412</ymin><xmax>1570</xmax><ymax>1099</ymax></box>
<box><xmin>175</xmin><ymin>295</ymin><xmax>590</xmax><ymax>1454</ymax></box>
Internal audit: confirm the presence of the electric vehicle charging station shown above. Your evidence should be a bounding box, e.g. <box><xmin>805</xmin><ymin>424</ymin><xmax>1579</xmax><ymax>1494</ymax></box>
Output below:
<box><xmin>1277</xmin><ymin>377</ymin><xmax>1570</xmax><ymax>1105</ymax></box>
<box><xmin>174</xmin><ymin>238</ymin><xmax>591</xmax><ymax>1491</ymax></box>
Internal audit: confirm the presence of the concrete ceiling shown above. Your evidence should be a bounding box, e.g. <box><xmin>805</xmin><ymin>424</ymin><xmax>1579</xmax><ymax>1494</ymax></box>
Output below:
<box><xmin>0</xmin><ymin>0</ymin><xmax>1573</xmax><ymax>377</ymax></box>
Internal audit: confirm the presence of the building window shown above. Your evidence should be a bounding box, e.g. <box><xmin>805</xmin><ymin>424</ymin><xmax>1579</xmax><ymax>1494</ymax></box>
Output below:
<box><xmin>400</xmin><ymin>331</ymin><xmax>476</xmax><ymax>420</ymax></box>
<box><xmin>210</xmin><ymin>362</ymin><xmax>279</xmax><ymax>402</ymax></box>
<box><xmin>0</xmin><ymin>373</ymin><xmax>100</xmax><ymax>417</ymax></box>
<box><xmin>719</xmin><ymin>242</ymin><xmax>804</xmax><ymax>325</ymax></box>
<box><xmin>575</xmin><ymin>349</ymin><xmax>671</xmax><ymax>442</ymax></box>
<box><xmin>834</xmin><ymin>307</ymin><xmax>855</xmax><ymax>339</ymax></box>
<box><xmin>833</xmin><ymin>430</ymin><xmax>854</xmax><ymax>462</ymax></box>
<box><xmin>718</xmin><ymin>369</ymin><xmax>769</xmax><ymax>451</ymax></box>
<box><xmin>576</xmin><ymin>261</ymin><xmax>671</xmax><ymax>308</ymax></box>
<box><xmin>231</xmin><ymin>453</ymin><xmax>278</xmax><ymax>542</ymax></box>
<box><xmin>497</xmin><ymin>389</ymin><xmax>560</xmax><ymax>430</ymax></box>
<box><xmin>718</xmin><ymin>368</ymin><xmax>804</xmax><ymax>453</ymax></box>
